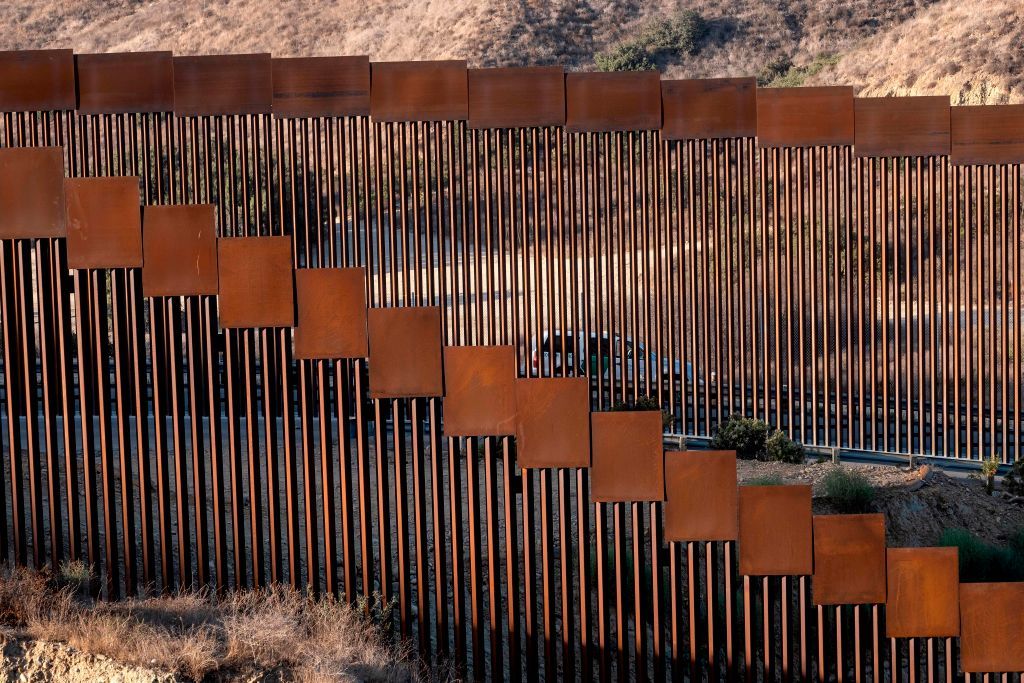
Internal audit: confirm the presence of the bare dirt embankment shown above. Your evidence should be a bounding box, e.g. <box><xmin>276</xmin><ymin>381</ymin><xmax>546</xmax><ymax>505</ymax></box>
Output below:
<box><xmin>737</xmin><ymin>459</ymin><xmax>1024</xmax><ymax>547</ymax></box>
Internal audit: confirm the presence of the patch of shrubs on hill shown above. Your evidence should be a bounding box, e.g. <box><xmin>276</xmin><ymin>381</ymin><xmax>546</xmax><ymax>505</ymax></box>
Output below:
<box><xmin>710</xmin><ymin>414</ymin><xmax>804</xmax><ymax>464</ymax></box>
<box><xmin>939</xmin><ymin>528</ymin><xmax>1024</xmax><ymax>583</ymax></box>
<box><xmin>822</xmin><ymin>467</ymin><xmax>875</xmax><ymax>513</ymax></box>
<box><xmin>595</xmin><ymin>10</ymin><xmax>706</xmax><ymax>72</ymax></box>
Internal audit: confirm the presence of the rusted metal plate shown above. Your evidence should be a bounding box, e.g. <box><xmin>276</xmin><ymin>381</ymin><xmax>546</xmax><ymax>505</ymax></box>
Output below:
<box><xmin>293</xmin><ymin>267</ymin><xmax>368</xmax><ymax>359</ymax></box>
<box><xmin>467</xmin><ymin>66</ymin><xmax>565</xmax><ymax>129</ymax></box>
<box><xmin>854</xmin><ymin>96</ymin><xmax>950</xmax><ymax>157</ymax></box>
<box><xmin>0</xmin><ymin>50</ymin><xmax>75</xmax><ymax>111</ymax></box>
<box><xmin>370</xmin><ymin>60</ymin><xmax>468</xmax><ymax>122</ymax></box>
<box><xmin>663</xmin><ymin>450</ymin><xmax>737</xmax><ymax>541</ymax></box>
<box><xmin>661</xmin><ymin>78</ymin><xmax>756</xmax><ymax>140</ymax></box>
<box><xmin>442</xmin><ymin>345</ymin><xmax>517</xmax><ymax>437</ymax></box>
<box><xmin>885</xmin><ymin>547</ymin><xmax>960</xmax><ymax>638</ymax></box>
<box><xmin>0</xmin><ymin>147</ymin><xmax>66</xmax><ymax>239</ymax></box>
<box><xmin>756</xmin><ymin>86</ymin><xmax>855</xmax><ymax>147</ymax></box>
<box><xmin>589</xmin><ymin>411</ymin><xmax>664</xmax><ymax>502</ymax></box>
<box><xmin>812</xmin><ymin>513</ymin><xmax>886</xmax><ymax>605</ymax></box>
<box><xmin>142</xmin><ymin>204</ymin><xmax>218</xmax><ymax>297</ymax></box>
<box><xmin>565</xmin><ymin>71</ymin><xmax>662</xmax><ymax>132</ymax></box>
<box><xmin>65</xmin><ymin>176</ymin><xmax>142</xmax><ymax>269</ymax></box>
<box><xmin>367</xmin><ymin>306</ymin><xmax>444</xmax><ymax>398</ymax></box>
<box><xmin>173</xmin><ymin>54</ymin><xmax>273</xmax><ymax>116</ymax></box>
<box><xmin>76</xmin><ymin>52</ymin><xmax>175</xmax><ymax>113</ymax></box>
<box><xmin>959</xmin><ymin>582</ymin><xmax>1024</xmax><ymax>673</ymax></box>
<box><xmin>738</xmin><ymin>485</ymin><xmax>813</xmax><ymax>576</ymax></box>
<box><xmin>514</xmin><ymin>377</ymin><xmax>590</xmax><ymax>468</ymax></box>
<box><xmin>950</xmin><ymin>104</ymin><xmax>1024</xmax><ymax>165</ymax></box>
<box><xmin>216</xmin><ymin>236</ymin><xmax>294</xmax><ymax>328</ymax></box>
<box><xmin>271</xmin><ymin>56</ymin><xmax>370</xmax><ymax>118</ymax></box>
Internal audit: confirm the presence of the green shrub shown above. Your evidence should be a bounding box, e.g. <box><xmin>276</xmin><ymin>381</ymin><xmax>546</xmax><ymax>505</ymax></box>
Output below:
<box><xmin>978</xmin><ymin>454</ymin><xmax>1000</xmax><ymax>495</ymax></box>
<box><xmin>760</xmin><ymin>53</ymin><xmax>840</xmax><ymax>88</ymax></box>
<box><xmin>1003</xmin><ymin>459</ymin><xmax>1024</xmax><ymax>496</ymax></box>
<box><xmin>939</xmin><ymin>528</ymin><xmax>1024</xmax><ymax>583</ymax></box>
<box><xmin>710</xmin><ymin>415</ymin><xmax>771</xmax><ymax>460</ymax></box>
<box><xmin>611</xmin><ymin>395</ymin><xmax>672</xmax><ymax>431</ymax></box>
<box><xmin>822</xmin><ymin>467</ymin><xmax>875</xmax><ymax>513</ymax></box>
<box><xmin>595</xmin><ymin>42</ymin><xmax>655</xmax><ymax>72</ymax></box>
<box><xmin>766</xmin><ymin>429</ymin><xmax>804</xmax><ymax>464</ymax></box>
<box><xmin>595</xmin><ymin>10</ymin><xmax>706</xmax><ymax>72</ymax></box>
<box><xmin>743</xmin><ymin>474</ymin><xmax>785</xmax><ymax>487</ymax></box>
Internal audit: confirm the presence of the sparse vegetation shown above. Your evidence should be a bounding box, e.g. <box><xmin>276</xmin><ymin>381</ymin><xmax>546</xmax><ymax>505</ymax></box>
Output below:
<box><xmin>977</xmin><ymin>454</ymin><xmax>1001</xmax><ymax>495</ymax></box>
<box><xmin>595</xmin><ymin>10</ymin><xmax>706</xmax><ymax>71</ymax></box>
<box><xmin>711</xmin><ymin>415</ymin><xmax>804</xmax><ymax>463</ymax></box>
<box><xmin>765</xmin><ymin>429</ymin><xmax>804</xmax><ymax>464</ymax></box>
<box><xmin>612</xmin><ymin>394</ymin><xmax>673</xmax><ymax>431</ymax></box>
<box><xmin>743</xmin><ymin>474</ymin><xmax>785</xmax><ymax>487</ymax></box>
<box><xmin>822</xmin><ymin>467</ymin><xmax>875</xmax><ymax>513</ymax></box>
<box><xmin>0</xmin><ymin>565</ymin><xmax>422</xmax><ymax>681</ymax></box>
<box><xmin>711</xmin><ymin>415</ymin><xmax>772</xmax><ymax>460</ymax></box>
<box><xmin>939</xmin><ymin>528</ymin><xmax>1024</xmax><ymax>583</ymax></box>
<box><xmin>759</xmin><ymin>53</ymin><xmax>840</xmax><ymax>87</ymax></box>
<box><xmin>1003</xmin><ymin>459</ymin><xmax>1024</xmax><ymax>497</ymax></box>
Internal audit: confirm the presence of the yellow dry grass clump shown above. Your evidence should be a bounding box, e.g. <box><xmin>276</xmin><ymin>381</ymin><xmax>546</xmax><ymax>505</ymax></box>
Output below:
<box><xmin>0</xmin><ymin>563</ymin><xmax>420</xmax><ymax>681</ymax></box>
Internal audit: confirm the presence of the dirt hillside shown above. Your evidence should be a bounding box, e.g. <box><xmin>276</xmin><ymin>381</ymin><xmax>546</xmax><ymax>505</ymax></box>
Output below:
<box><xmin>1</xmin><ymin>0</ymin><xmax>1020</xmax><ymax>103</ymax></box>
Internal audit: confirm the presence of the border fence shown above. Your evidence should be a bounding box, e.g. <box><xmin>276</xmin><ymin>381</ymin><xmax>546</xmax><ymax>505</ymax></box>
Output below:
<box><xmin>0</xmin><ymin>49</ymin><xmax>1023</xmax><ymax>680</ymax></box>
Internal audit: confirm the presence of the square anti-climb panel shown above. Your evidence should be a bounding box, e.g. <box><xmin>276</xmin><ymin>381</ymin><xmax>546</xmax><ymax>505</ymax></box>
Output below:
<box><xmin>738</xmin><ymin>485</ymin><xmax>813</xmax><ymax>576</ymax></box>
<box><xmin>0</xmin><ymin>147</ymin><xmax>66</xmax><ymax>239</ymax></box>
<box><xmin>514</xmin><ymin>376</ymin><xmax>590</xmax><ymax>469</ymax></box>
<box><xmin>65</xmin><ymin>176</ymin><xmax>142</xmax><ymax>269</ymax></box>
<box><xmin>663</xmin><ymin>450</ymin><xmax>737</xmax><ymax>542</ymax></box>
<box><xmin>443</xmin><ymin>345</ymin><xmax>517</xmax><ymax>437</ymax></box>
<box><xmin>293</xmin><ymin>267</ymin><xmax>368</xmax><ymax>360</ymax></box>
<box><xmin>216</xmin><ymin>236</ymin><xmax>294</xmax><ymax>329</ymax></box>
<box><xmin>367</xmin><ymin>306</ymin><xmax>444</xmax><ymax>399</ymax></box>
<box><xmin>142</xmin><ymin>204</ymin><xmax>218</xmax><ymax>297</ymax></box>
<box><xmin>589</xmin><ymin>410</ymin><xmax>664</xmax><ymax>502</ymax></box>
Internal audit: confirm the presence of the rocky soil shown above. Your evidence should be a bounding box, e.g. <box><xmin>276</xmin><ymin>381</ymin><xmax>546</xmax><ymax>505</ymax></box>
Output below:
<box><xmin>737</xmin><ymin>458</ymin><xmax>1024</xmax><ymax>547</ymax></box>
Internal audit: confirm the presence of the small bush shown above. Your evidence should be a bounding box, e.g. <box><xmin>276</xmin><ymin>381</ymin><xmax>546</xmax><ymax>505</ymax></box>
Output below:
<box><xmin>760</xmin><ymin>53</ymin><xmax>841</xmax><ymax>88</ymax></box>
<box><xmin>743</xmin><ymin>474</ymin><xmax>785</xmax><ymax>487</ymax></box>
<box><xmin>766</xmin><ymin>429</ymin><xmax>804</xmax><ymax>464</ymax></box>
<box><xmin>939</xmin><ymin>528</ymin><xmax>1024</xmax><ymax>583</ymax></box>
<box><xmin>710</xmin><ymin>415</ymin><xmax>771</xmax><ymax>460</ymax></box>
<box><xmin>978</xmin><ymin>454</ymin><xmax>1000</xmax><ymax>495</ymax></box>
<box><xmin>822</xmin><ymin>467</ymin><xmax>875</xmax><ymax>513</ymax></box>
<box><xmin>611</xmin><ymin>395</ymin><xmax>672</xmax><ymax>431</ymax></box>
<box><xmin>595</xmin><ymin>10</ymin><xmax>706</xmax><ymax>72</ymax></box>
<box><xmin>1003</xmin><ymin>459</ymin><xmax>1024</xmax><ymax>496</ymax></box>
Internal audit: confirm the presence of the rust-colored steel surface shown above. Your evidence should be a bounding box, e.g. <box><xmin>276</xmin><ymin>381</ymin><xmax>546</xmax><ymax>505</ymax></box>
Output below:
<box><xmin>738</xmin><ymin>484</ymin><xmax>812</xmax><ymax>575</ymax></box>
<box><xmin>959</xmin><ymin>582</ymin><xmax>1024</xmax><ymax>673</ymax></box>
<box><xmin>293</xmin><ymin>267</ymin><xmax>368</xmax><ymax>359</ymax></box>
<box><xmin>886</xmin><ymin>547</ymin><xmax>960</xmax><ymax>638</ymax></box>
<box><xmin>514</xmin><ymin>376</ymin><xmax>590</xmax><ymax>468</ymax></box>
<box><xmin>0</xmin><ymin>147</ymin><xmax>66</xmax><ymax>238</ymax></box>
<box><xmin>442</xmin><ymin>345</ymin><xmax>516</xmax><ymax>436</ymax></box>
<box><xmin>0</xmin><ymin>49</ymin><xmax>75</xmax><ymax>111</ymax></box>
<box><xmin>756</xmin><ymin>85</ymin><xmax>855</xmax><ymax>146</ymax></box>
<box><xmin>467</xmin><ymin>66</ymin><xmax>566</xmax><ymax>129</ymax></box>
<box><xmin>369</xmin><ymin>60</ymin><xmax>468</xmax><ymax>122</ymax></box>
<box><xmin>950</xmin><ymin>103</ymin><xmax>1024</xmax><ymax>164</ymax></box>
<box><xmin>216</xmin><ymin>236</ymin><xmax>294</xmax><ymax>327</ymax></box>
<box><xmin>367</xmin><ymin>306</ymin><xmax>444</xmax><ymax>397</ymax></box>
<box><xmin>75</xmin><ymin>52</ymin><xmax>174</xmax><ymax>113</ymax></box>
<box><xmin>589</xmin><ymin>410</ymin><xmax>664</xmax><ymax>501</ymax></box>
<box><xmin>565</xmin><ymin>71</ymin><xmax>662</xmax><ymax>132</ymax></box>
<box><xmin>1</xmin><ymin>49</ymin><xmax>1024</xmax><ymax>683</ymax></box>
<box><xmin>812</xmin><ymin>513</ymin><xmax>886</xmax><ymax>605</ymax></box>
<box><xmin>661</xmin><ymin>77</ymin><xmax>756</xmax><ymax>140</ymax></box>
<box><xmin>271</xmin><ymin>56</ymin><xmax>370</xmax><ymax>118</ymax></box>
<box><xmin>173</xmin><ymin>53</ymin><xmax>273</xmax><ymax>115</ymax></box>
<box><xmin>854</xmin><ymin>96</ymin><xmax>950</xmax><ymax>157</ymax></box>
<box><xmin>142</xmin><ymin>204</ymin><xmax>218</xmax><ymax>297</ymax></box>
<box><xmin>663</xmin><ymin>450</ymin><xmax>737</xmax><ymax>541</ymax></box>
<box><xmin>64</xmin><ymin>176</ymin><xmax>142</xmax><ymax>269</ymax></box>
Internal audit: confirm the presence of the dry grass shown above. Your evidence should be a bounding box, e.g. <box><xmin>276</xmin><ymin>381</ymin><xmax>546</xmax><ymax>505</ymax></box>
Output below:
<box><xmin>0</xmin><ymin>0</ymin><xmax>1019</xmax><ymax>102</ymax></box>
<box><xmin>0</xmin><ymin>563</ymin><xmax>421</xmax><ymax>681</ymax></box>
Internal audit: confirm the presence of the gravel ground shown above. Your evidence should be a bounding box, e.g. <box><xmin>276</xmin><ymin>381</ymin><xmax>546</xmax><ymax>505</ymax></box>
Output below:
<box><xmin>736</xmin><ymin>458</ymin><xmax>1024</xmax><ymax>548</ymax></box>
